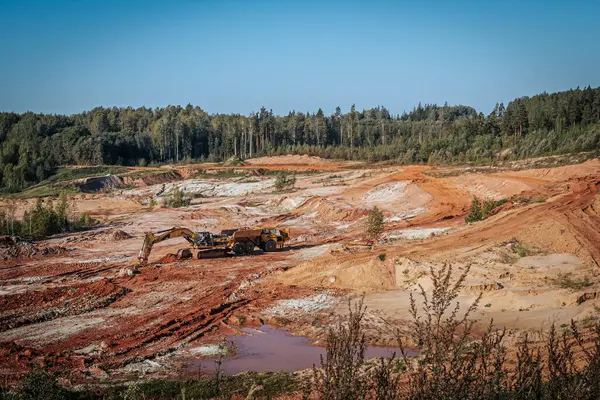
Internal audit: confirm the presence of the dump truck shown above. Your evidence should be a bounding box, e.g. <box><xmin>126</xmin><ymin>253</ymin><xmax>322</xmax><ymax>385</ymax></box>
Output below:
<box><xmin>226</xmin><ymin>227</ymin><xmax>289</xmax><ymax>255</ymax></box>
<box><xmin>137</xmin><ymin>226</ymin><xmax>289</xmax><ymax>265</ymax></box>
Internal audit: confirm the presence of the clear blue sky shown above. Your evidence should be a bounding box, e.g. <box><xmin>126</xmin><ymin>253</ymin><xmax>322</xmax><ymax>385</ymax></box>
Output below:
<box><xmin>1</xmin><ymin>0</ymin><xmax>599</xmax><ymax>116</ymax></box>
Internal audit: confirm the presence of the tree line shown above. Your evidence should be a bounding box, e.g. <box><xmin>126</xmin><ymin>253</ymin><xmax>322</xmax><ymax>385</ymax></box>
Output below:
<box><xmin>1</xmin><ymin>86</ymin><xmax>600</xmax><ymax>192</ymax></box>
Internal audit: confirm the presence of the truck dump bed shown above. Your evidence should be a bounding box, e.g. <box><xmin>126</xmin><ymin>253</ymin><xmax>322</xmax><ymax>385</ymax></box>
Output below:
<box><xmin>231</xmin><ymin>229</ymin><xmax>262</xmax><ymax>241</ymax></box>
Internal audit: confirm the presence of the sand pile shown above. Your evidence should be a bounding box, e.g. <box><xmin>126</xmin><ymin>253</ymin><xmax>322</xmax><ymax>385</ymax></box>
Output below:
<box><xmin>304</xmin><ymin>198</ymin><xmax>369</xmax><ymax>223</ymax></box>
<box><xmin>363</xmin><ymin>181</ymin><xmax>432</xmax><ymax>217</ymax></box>
<box><xmin>112</xmin><ymin>230</ymin><xmax>133</xmax><ymax>241</ymax></box>
<box><xmin>274</xmin><ymin>254</ymin><xmax>397</xmax><ymax>291</ymax></box>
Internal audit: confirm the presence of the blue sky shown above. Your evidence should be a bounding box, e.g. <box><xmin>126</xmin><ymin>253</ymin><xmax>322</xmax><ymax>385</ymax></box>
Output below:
<box><xmin>1</xmin><ymin>0</ymin><xmax>599</xmax><ymax>116</ymax></box>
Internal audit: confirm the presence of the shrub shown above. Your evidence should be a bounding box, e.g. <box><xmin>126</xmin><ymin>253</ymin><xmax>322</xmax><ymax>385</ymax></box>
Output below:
<box><xmin>0</xmin><ymin>192</ymin><xmax>98</xmax><ymax>238</ymax></box>
<box><xmin>18</xmin><ymin>368</ymin><xmax>66</xmax><ymax>400</ymax></box>
<box><xmin>378</xmin><ymin>253</ymin><xmax>386</xmax><ymax>262</ymax></box>
<box><xmin>165</xmin><ymin>187</ymin><xmax>191</xmax><ymax>208</ymax></box>
<box><xmin>465</xmin><ymin>197</ymin><xmax>483</xmax><ymax>223</ymax></box>
<box><xmin>514</xmin><ymin>242</ymin><xmax>532</xmax><ymax>257</ymax></box>
<box><xmin>274</xmin><ymin>172</ymin><xmax>296</xmax><ymax>191</ymax></box>
<box><xmin>551</xmin><ymin>272</ymin><xmax>593</xmax><ymax>291</ymax></box>
<box><xmin>366</xmin><ymin>206</ymin><xmax>384</xmax><ymax>239</ymax></box>
<box><xmin>466</xmin><ymin>197</ymin><xmax>506</xmax><ymax>223</ymax></box>
<box><xmin>312</xmin><ymin>298</ymin><xmax>369</xmax><ymax>400</ymax></box>
<box><xmin>73</xmin><ymin>213</ymin><xmax>98</xmax><ymax>229</ymax></box>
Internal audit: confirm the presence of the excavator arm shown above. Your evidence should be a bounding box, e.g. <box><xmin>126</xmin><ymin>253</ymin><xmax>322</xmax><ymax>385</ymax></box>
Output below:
<box><xmin>138</xmin><ymin>227</ymin><xmax>199</xmax><ymax>265</ymax></box>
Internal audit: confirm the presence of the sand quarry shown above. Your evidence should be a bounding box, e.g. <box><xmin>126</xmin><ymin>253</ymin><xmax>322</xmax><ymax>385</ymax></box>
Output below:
<box><xmin>1</xmin><ymin>154</ymin><xmax>600</xmax><ymax>382</ymax></box>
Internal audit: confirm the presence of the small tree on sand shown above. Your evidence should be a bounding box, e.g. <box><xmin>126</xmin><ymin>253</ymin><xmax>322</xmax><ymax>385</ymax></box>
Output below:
<box><xmin>465</xmin><ymin>197</ymin><xmax>483</xmax><ymax>223</ymax></box>
<box><xmin>274</xmin><ymin>172</ymin><xmax>296</xmax><ymax>191</ymax></box>
<box><xmin>366</xmin><ymin>206</ymin><xmax>384</xmax><ymax>240</ymax></box>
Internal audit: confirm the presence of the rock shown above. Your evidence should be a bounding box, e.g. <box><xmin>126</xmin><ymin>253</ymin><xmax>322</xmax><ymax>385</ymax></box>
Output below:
<box><xmin>118</xmin><ymin>268</ymin><xmax>135</xmax><ymax>277</ymax></box>
<box><xmin>88</xmin><ymin>364</ymin><xmax>109</xmax><ymax>379</ymax></box>
<box><xmin>577</xmin><ymin>291</ymin><xmax>598</xmax><ymax>305</ymax></box>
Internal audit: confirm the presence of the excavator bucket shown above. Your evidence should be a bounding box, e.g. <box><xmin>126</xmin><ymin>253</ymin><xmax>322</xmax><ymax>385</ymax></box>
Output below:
<box><xmin>176</xmin><ymin>248</ymin><xmax>193</xmax><ymax>260</ymax></box>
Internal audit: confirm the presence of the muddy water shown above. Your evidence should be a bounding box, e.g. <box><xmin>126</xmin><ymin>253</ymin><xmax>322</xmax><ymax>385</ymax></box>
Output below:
<box><xmin>188</xmin><ymin>325</ymin><xmax>416</xmax><ymax>375</ymax></box>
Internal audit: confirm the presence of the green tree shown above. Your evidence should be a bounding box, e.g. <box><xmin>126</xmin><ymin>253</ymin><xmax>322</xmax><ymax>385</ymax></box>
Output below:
<box><xmin>166</xmin><ymin>186</ymin><xmax>191</xmax><ymax>208</ymax></box>
<box><xmin>274</xmin><ymin>172</ymin><xmax>296</xmax><ymax>191</ymax></box>
<box><xmin>465</xmin><ymin>198</ymin><xmax>483</xmax><ymax>223</ymax></box>
<box><xmin>366</xmin><ymin>206</ymin><xmax>384</xmax><ymax>239</ymax></box>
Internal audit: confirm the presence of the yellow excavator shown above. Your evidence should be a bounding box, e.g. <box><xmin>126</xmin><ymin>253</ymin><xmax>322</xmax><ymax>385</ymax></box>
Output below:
<box><xmin>137</xmin><ymin>226</ymin><xmax>290</xmax><ymax>265</ymax></box>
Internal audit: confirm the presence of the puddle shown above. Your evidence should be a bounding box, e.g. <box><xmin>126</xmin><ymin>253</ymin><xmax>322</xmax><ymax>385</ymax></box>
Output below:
<box><xmin>188</xmin><ymin>325</ymin><xmax>416</xmax><ymax>375</ymax></box>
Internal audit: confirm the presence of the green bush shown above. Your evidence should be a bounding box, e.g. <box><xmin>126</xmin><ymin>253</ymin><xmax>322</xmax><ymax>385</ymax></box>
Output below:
<box><xmin>274</xmin><ymin>172</ymin><xmax>296</xmax><ymax>191</ymax></box>
<box><xmin>366</xmin><ymin>206</ymin><xmax>384</xmax><ymax>239</ymax></box>
<box><xmin>0</xmin><ymin>192</ymin><xmax>96</xmax><ymax>238</ymax></box>
<box><xmin>465</xmin><ymin>197</ymin><xmax>507</xmax><ymax>223</ymax></box>
<box><xmin>552</xmin><ymin>272</ymin><xmax>593</xmax><ymax>291</ymax></box>
<box><xmin>165</xmin><ymin>187</ymin><xmax>191</xmax><ymax>208</ymax></box>
<box><xmin>465</xmin><ymin>197</ymin><xmax>483</xmax><ymax>223</ymax></box>
<box><xmin>18</xmin><ymin>368</ymin><xmax>66</xmax><ymax>400</ymax></box>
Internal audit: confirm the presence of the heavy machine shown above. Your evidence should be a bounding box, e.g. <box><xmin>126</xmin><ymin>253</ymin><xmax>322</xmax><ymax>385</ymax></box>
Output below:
<box><xmin>137</xmin><ymin>226</ymin><xmax>290</xmax><ymax>265</ymax></box>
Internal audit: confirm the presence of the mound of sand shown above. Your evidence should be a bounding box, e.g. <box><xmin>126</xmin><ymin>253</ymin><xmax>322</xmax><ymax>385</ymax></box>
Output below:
<box><xmin>274</xmin><ymin>254</ymin><xmax>397</xmax><ymax>291</ymax></box>
<box><xmin>112</xmin><ymin>230</ymin><xmax>133</xmax><ymax>241</ymax></box>
<box><xmin>363</xmin><ymin>181</ymin><xmax>432</xmax><ymax>216</ymax></box>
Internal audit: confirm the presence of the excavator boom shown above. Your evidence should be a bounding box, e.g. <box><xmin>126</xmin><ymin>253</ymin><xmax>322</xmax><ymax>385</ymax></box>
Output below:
<box><xmin>137</xmin><ymin>227</ymin><xmax>199</xmax><ymax>265</ymax></box>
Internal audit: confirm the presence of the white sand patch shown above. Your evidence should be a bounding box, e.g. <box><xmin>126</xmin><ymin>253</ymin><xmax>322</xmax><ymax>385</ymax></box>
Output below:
<box><xmin>364</xmin><ymin>182</ymin><xmax>409</xmax><ymax>202</ymax></box>
<box><xmin>188</xmin><ymin>344</ymin><xmax>227</xmax><ymax>356</ymax></box>
<box><xmin>387</xmin><ymin>227</ymin><xmax>450</xmax><ymax>240</ymax></box>
<box><xmin>278</xmin><ymin>196</ymin><xmax>308</xmax><ymax>211</ymax></box>
<box><xmin>305</xmin><ymin>187</ymin><xmax>343</xmax><ymax>196</ymax></box>
<box><xmin>0</xmin><ymin>316</ymin><xmax>106</xmax><ymax>345</ymax></box>
<box><xmin>126</xmin><ymin>178</ymin><xmax>275</xmax><ymax>198</ymax></box>
<box><xmin>385</xmin><ymin>207</ymin><xmax>427</xmax><ymax>222</ymax></box>
<box><xmin>291</xmin><ymin>244</ymin><xmax>334</xmax><ymax>260</ymax></box>
<box><xmin>265</xmin><ymin>294</ymin><xmax>338</xmax><ymax>316</ymax></box>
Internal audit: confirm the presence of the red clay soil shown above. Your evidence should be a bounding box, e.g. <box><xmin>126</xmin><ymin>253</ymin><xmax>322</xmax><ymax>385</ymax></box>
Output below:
<box><xmin>0</xmin><ymin>252</ymin><xmax>319</xmax><ymax>379</ymax></box>
<box><xmin>0</xmin><ymin>279</ymin><xmax>129</xmax><ymax>333</ymax></box>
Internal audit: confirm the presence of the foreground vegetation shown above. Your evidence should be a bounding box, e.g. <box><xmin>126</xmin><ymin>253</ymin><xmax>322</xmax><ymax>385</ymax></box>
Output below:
<box><xmin>312</xmin><ymin>265</ymin><xmax>600</xmax><ymax>399</ymax></box>
<box><xmin>2</xmin><ymin>265</ymin><xmax>599</xmax><ymax>399</ymax></box>
<box><xmin>2</xmin><ymin>86</ymin><xmax>600</xmax><ymax>192</ymax></box>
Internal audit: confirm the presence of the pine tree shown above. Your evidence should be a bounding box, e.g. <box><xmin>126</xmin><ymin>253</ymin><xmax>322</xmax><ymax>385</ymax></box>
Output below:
<box><xmin>366</xmin><ymin>206</ymin><xmax>384</xmax><ymax>239</ymax></box>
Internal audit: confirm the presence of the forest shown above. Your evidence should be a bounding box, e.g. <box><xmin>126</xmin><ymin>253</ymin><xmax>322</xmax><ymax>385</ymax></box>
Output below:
<box><xmin>1</xmin><ymin>86</ymin><xmax>599</xmax><ymax>192</ymax></box>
